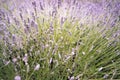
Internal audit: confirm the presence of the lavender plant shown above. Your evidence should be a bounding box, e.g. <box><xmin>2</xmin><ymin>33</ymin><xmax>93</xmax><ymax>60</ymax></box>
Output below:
<box><xmin>0</xmin><ymin>0</ymin><xmax>120</xmax><ymax>80</ymax></box>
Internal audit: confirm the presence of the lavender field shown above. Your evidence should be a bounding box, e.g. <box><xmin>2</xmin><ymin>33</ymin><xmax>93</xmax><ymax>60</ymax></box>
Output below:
<box><xmin>0</xmin><ymin>0</ymin><xmax>120</xmax><ymax>80</ymax></box>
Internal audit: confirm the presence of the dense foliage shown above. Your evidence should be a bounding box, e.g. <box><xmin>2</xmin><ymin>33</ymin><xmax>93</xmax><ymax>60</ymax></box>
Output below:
<box><xmin>0</xmin><ymin>0</ymin><xmax>120</xmax><ymax>80</ymax></box>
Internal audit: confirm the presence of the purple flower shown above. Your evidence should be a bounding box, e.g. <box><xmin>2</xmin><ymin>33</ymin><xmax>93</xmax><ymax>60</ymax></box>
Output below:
<box><xmin>14</xmin><ymin>75</ymin><xmax>21</xmax><ymax>80</ymax></box>
<box><xmin>31</xmin><ymin>20</ymin><xmax>38</xmax><ymax>32</ymax></box>
<box><xmin>58</xmin><ymin>0</ymin><xmax>62</xmax><ymax>8</ymax></box>
<box><xmin>12</xmin><ymin>58</ymin><xmax>17</xmax><ymax>63</ymax></box>
<box><xmin>32</xmin><ymin>1</ymin><xmax>36</xmax><ymax>7</ymax></box>
<box><xmin>22</xmin><ymin>54</ymin><xmax>28</xmax><ymax>65</ymax></box>
<box><xmin>0</xmin><ymin>9</ymin><xmax>5</xmax><ymax>20</ymax></box>
<box><xmin>39</xmin><ymin>2</ymin><xmax>44</xmax><ymax>10</ymax></box>
<box><xmin>19</xmin><ymin>12</ymin><xmax>23</xmax><ymax>20</ymax></box>
<box><xmin>34</xmin><ymin>63</ymin><xmax>40</xmax><ymax>71</ymax></box>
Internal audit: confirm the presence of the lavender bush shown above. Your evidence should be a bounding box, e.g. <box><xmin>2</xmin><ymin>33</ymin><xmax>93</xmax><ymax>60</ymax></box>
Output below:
<box><xmin>0</xmin><ymin>0</ymin><xmax>120</xmax><ymax>80</ymax></box>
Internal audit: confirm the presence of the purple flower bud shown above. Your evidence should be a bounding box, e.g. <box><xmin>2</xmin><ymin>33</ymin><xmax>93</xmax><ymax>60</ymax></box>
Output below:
<box><xmin>60</xmin><ymin>17</ymin><xmax>64</xmax><ymax>25</ymax></box>
<box><xmin>12</xmin><ymin>58</ymin><xmax>17</xmax><ymax>63</ymax></box>
<box><xmin>7</xmin><ymin>16</ymin><xmax>10</xmax><ymax>24</ymax></box>
<box><xmin>0</xmin><ymin>9</ymin><xmax>5</xmax><ymax>20</ymax></box>
<box><xmin>12</xmin><ymin>34</ymin><xmax>16</xmax><ymax>42</ymax></box>
<box><xmin>14</xmin><ymin>17</ymin><xmax>19</xmax><ymax>25</ymax></box>
<box><xmin>52</xmin><ymin>9</ymin><xmax>57</xmax><ymax>17</ymax></box>
<box><xmin>73</xmin><ymin>0</ymin><xmax>76</xmax><ymax>4</ymax></box>
<box><xmin>34</xmin><ymin>63</ymin><xmax>40</xmax><ymax>71</ymax></box>
<box><xmin>58</xmin><ymin>0</ymin><xmax>61</xmax><ymax>8</ymax></box>
<box><xmin>3</xmin><ymin>60</ymin><xmax>10</xmax><ymax>66</ymax></box>
<box><xmin>31</xmin><ymin>20</ymin><xmax>35</xmax><ymax>27</ymax></box>
<box><xmin>31</xmin><ymin>12</ymin><xmax>35</xmax><ymax>20</ymax></box>
<box><xmin>32</xmin><ymin>1</ymin><xmax>36</xmax><ymax>7</ymax></box>
<box><xmin>22</xmin><ymin>54</ymin><xmax>28</xmax><ymax>65</ymax></box>
<box><xmin>103</xmin><ymin>74</ymin><xmax>109</xmax><ymax>79</ymax></box>
<box><xmin>14</xmin><ymin>75</ymin><xmax>21</xmax><ymax>80</ymax></box>
<box><xmin>24</xmin><ymin>24</ymin><xmax>31</xmax><ymax>34</ymax></box>
<box><xmin>49</xmin><ymin>22</ymin><xmax>54</xmax><ymax>33</ymax></box>
<box><xmin>19</xmin><ymin>12</ymin><xmax>23</xmax><ymax>20</ymax></box>
<box><xmin>27</xmin><ymin>17</ymin><xmax>30</xmax><ymax>23</ymax></box>
<box><xmin>40</xmin><ymin>2</ymin><xmax>44</xmax><ymax>10</ymax></box>
<box><xmin>31</xmin><ymin>20</ymin><xmax>38</xmax><ymax>32</ymax></box>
